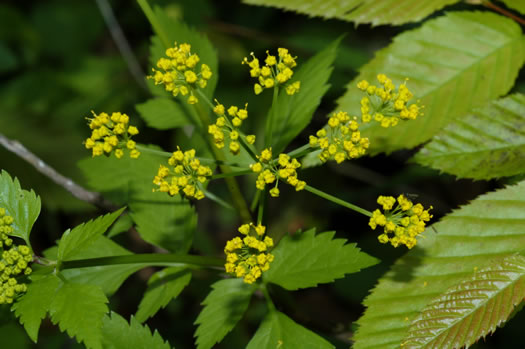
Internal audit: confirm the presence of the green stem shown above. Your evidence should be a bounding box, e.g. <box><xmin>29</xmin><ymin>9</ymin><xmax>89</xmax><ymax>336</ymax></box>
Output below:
<box><xmin>261</xmin><ymin>283</ymin><xmax>275</xmax><ymax>312</ymax></box>
<box><xmin>264</xmin><ymin>85</ymin><xmax>279</xmax><ymax>147</ymax></box>
<box><xmin>136</xmin><ymin>0</ymin><xmax>171</xmax><ymax>48</ymax></box>
<box><xmin>211</xmin><ymin>169</ymin><xmax>252</xmax><ymax>180</ymax></box>
<box><xmin>257</xmin><ymin>189</ymin><xmax>266</xmax><ymax>225</ymax></box>
<box><xmin>203</xmin><ymin>189</ymin><xmax>235</xmax><ymax>211</ymax></box>
<box><xmin>61</xmin><ymin>253</ymin><xmax>224</xmax><ymax>270</ymax></box>
<box><xmin>286</xmin><ymin>143</ymin><xmax>313</xmax><ymax>159</ymax></box>
<box><xmin>304</xmin><ymin>185</ymin><xmax>372</xmax><ymax>217</ymax></box>
<box><xmin>192</xmin><ymin>96</ymin><xmax>252</xmax><ymax>223</ymax></box>
<box><xmin>136</xmin><ymin>145</ymin><xmax>171</xmax><ymax>157</ymax></box>
<box><xmin>195</xmin><ymin>89</ymin><xmax>258</xmax><ymax>162</ymax></box>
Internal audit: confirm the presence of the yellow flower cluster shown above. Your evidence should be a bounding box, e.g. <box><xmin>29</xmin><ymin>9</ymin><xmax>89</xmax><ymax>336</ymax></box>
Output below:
<box><xmin>0</xmin><ymin>208</ymin><xmax>32</xmax><ymax>304</ymax></box>
<box><xmin>242</xmin><ymin>48</ymin><xmax>301</xmax><ymax>95</ymax></box>
<box><xmin>224</xmin><ymin>223</ymin><xmax>275</xmax><ymax>284</ymax></box>
<box><xmin>208</xmin><ymin>101</ymin><xmax>256</xmax><ymax>155</ymax></box>
<box><xmin>357</xmin><ymin>74</ymin><xmax>423</xmax><ymax>128</ymax></box>
<box><xmin>250</xmin><ymin>148</ymin><xmax>306</xmax><ymax>197</ymax></box>
<box><xmin>369</xmin><ymin>195</ymin><xmax>432</xmax><ymax>249</ymax></box>
<box><xmin>309</xmin><ymin>111</ymin><xmax>369</xmax><ymax>163</ymax></box>
<box><xmin>84</xmin><ymin>111</ymin><xmax>140</xmax><ymax>159</ymax></box>
<box><xmin>153</xmin><ymin>148</ymin><xmax>212</xmax><ymax>200</ymax></box>
<box><xmin>149</xmin><ymin>42</ymin><xmax>212</xmax><ymax>105</ymax></box>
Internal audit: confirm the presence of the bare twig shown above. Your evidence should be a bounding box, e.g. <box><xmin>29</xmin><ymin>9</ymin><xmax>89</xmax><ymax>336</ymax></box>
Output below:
<box><xmin>0</xmin><ymin>133</ymin><xmax>116</xmax><ymax>210</ymax></box>
<box><xmin>480</xmin><ymin>1</ymin><xmax>525</xmax><ymax>25</ymax></box>
<box><xmin>95</xmin><ymin>0</ymin><xmax>149</xmax><ymax>91</ymax></box>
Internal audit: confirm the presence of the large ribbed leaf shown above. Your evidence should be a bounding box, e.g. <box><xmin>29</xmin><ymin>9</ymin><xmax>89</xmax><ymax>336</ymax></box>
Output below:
<box><xmin>242</xmin><ymin>0</ymin><xmax>460</xmax><ymax>26</ymax></box>
<box><xmin>353</xmin><ymin>180</ymin><xmax>525</xmax><ymax>349</ymax></box>
<box><xmin>414</xmin><ymin>94</ymin><xmax>525</xmax><ymax>180</ymax></box>
<box><xmin>337</xmin><ymin>11</ymin><xmax>525</xmax><ymax>155</ymax></box>
<box><xmin>402</xmin><ymin>254</ymin><xmax>525</xmax><ymax>349</ymax></box>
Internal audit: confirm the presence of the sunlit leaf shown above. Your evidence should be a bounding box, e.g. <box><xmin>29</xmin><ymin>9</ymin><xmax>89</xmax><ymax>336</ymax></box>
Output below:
<box><xmin>243</xmin><ymin>0</ymin><xmax>460</xmax><ymax>26</ymax></box>
<box><xmin>403</xmin><ymin>254</ymin><xmax>525</xmax><ymax>348</ymax></box>
<box><xmin>414</xmin><ymin>93</ymin><xmax>525</xmax><ymax>180</ymax></box>
<box><xmin>353</xmin><ymin>180</ymin><xmax>525</xmax><ymax>348</ymax></box>
<box><xmin>337</xmin><ymin>11</ymin><xmax>525</xmax><ymax>154</ymax></box>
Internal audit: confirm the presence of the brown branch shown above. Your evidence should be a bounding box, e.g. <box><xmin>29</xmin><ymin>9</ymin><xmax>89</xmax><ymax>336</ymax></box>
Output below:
<box><xmin>0</xmin><ymin>133</ymin><xmax>116</xmax><ymax>210</ymax></box>
<box><xmin>482</xmin><ymin>1</ymin><xmax>525</xmax><ymax>25</ymax></box>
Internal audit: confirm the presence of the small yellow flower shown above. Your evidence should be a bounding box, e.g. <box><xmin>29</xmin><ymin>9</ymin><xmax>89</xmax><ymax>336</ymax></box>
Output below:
<box><xmin>358</xmin><ymin>75</ymin><xmax>423</xmax><ymax>128</ymax></box>
<box><xmin>84</xmin><ymin>111</ymin><xmax>140</xmax><ymax>159</ymax></box>
<box><xmin>209</xmin><ymin>101</ymin><xmax>254</xmax><ymax>156</ymax></box>
<box><xmin>224</xmin><ymin>223</ymin><xmax>275</xmax><ymax>284</ymax></box>
<box><xmin>309</xmin><ymin>111</ymin><xmax>369</xmax><ymax>164</ymax></box>
<box><xmin>243</xmin><ymin>48</ymin><xmax>300</xmax><ymax>96</ymax></box>
<box><xmin>149</xmin><ymin>42</ymin><xmax>213</xmax><ymax>105</ymax></box>
<box><xmin>369</xmin><ymin>194</ymin><xmax>432</xmax><ymax>249</ymax></box>
<box><xmin>153</xmin><ymin>147</ymin><xmax>212</xmax><ymax>200</ymax></box>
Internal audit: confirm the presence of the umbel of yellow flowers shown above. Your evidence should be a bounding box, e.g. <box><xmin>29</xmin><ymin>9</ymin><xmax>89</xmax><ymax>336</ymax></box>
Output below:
<box><xmin>243</xmin><ymin>48</ymin><xmax>300</xmax><ymax>95</ymax></box>
<box><xmin>224</xmin><ymin>223</ymin><xmax>275</xmax><ymax>284</ymax></box>
<box><xmin>0</xmin><ymin>208</ymin><xmax>32</xmax><ymax>304</ymax></box>
<box><xmin>153</xmin><ymin>147</ymin><xmax>212</xmax><ymax>200</ymax></box>
<box><xmin>208</xmin><ymin>101</ymin><xmax>256</xmax><ymax>155</ymax></box>
<box><xmin>357</xmin><ymin>74</ymin><xmax>423</xmax><ymax>128</ymax></box>
<box><xmin>369</xmin><ymin>195</ymin><xmax>432</xmax><ymax>249</ymax></box>
<box><xmin>309</xmin><ymin>111</ymin><xmax>370</xmax><ymax>163</ymax></box>
<box><xmin>149</xmin><ymin>42</ymin><xmax>213</xmax><ymax>105</ymax></box>
<box><xmin>84</xmin><ymin>111</ymin><xmax>140</xmax><ymax>159</ymax></box>
<box><xmin>250</xmin><ymin>148</ymin><xmax>306</xmax><ymax>198</ymax></box>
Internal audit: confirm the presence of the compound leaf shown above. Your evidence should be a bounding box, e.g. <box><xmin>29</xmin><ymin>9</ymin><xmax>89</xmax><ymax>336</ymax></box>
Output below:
<box><xmin>403</xmin><ymin>254</ymin><xmax>525</xmax><ymax>348</ymax></box>
<box><xmin>264</xmin><ymin>229</ymin><xmax>378</xmax><ymax>290</ymax></box>
<box><xmin>136</xmin><ymin>97</ymin><xmax>191</xmax><ymax>130</ymax></box>
<box><xmin>414</xmin><ymin>93</ymin><xmax>525</xmax><ymax>180</ymax></box>
<box><xmin>246</xmin><ymin>310</ymin><xmax>334</xmax><ymax>349</ymax></box>
<box><xmin>353</xmin><ymin>179</ymin><xmax>525</xmax><ymax>349</ymax></box>
<box><xmin>135</xmin><ymin>267</ymin><xmax>192</xmax><ymax>322</ymax></box>
<box><xmin>57</xmin><ymin>208</ymin><xmax>125</xmax><ymax>262</ymax></box>
<box><xmin>78</xmin><ymin>148</ymin><xmax>196</xmax><ymax>253</ymax></box>
<box><xmin>194</xmin><ymin>278</ymin><xmax>255</xmax><ymax>349</ymax></box>
<box><xmin>49</xmin><ymin>282</ymin><xmax>108</xmax><ymax>349</ymax></box>
<box><xmin>60</xmin><ymin>236</ymin><xmax>143</xmax><ymax>296</ymax></box>
<box><xmin>243</xmin><ymin>0</ymin><xmax>461</xmax><ymax>26</ymax></box>
<box><xmin>12</xmin><ymin>275</ymin><xmax>61</xmax><ymax>342</ymax></box>
<box><xmin>337</xmin><ymin>11</ymin><xmax>525</xmax><ymax>154</ymax></box>
<box><xmin>0</xmin><ymin>170</ymin><xmax>41</xmax><ymax>246</ymax></box>
<box><xmin>101</xmin><ymin>312</ymin><xmax>171</xmax><ymax>349</ymax></box>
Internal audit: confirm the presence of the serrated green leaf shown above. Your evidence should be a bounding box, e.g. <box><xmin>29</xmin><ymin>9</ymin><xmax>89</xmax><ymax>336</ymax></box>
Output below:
<box><xmin>269</xmin><ymin>38</ymin><xmax>339</xmax><ymax>154</ymax></box>
<box><xmin>101</xmin><ymin>312</ymin><xmax>171</xmax><ymax>349</ymax></box>
<box><xmin>135</xmin><ymin>267</ymin><xmax>192</xmax><ymax>322</ymax></box>
<box><xmin>194</xmin><ymin>278</ymin><xmax>255</xmax><ymax>349</ymax></box>
<box><xmin>12</xmin><ymin>275</ymin><xmax>61</xmax><ymax>342</ymax></box>
<box><xmin>61</xmin><ymin>236</ymin><xmax>143</xmax><ymax>295</ymax></box>
<box><xmin>501</xmin><ymin>0</ymin><xmax>525</xmax><ymax>15</ymax></box>
<box><xmin>414</xmin><ymin>93</ymin><xmax>525</xmax><ymax>180</ymax></box>
<box><xmin>107</xmin><ymin>213</ymin><xmax>133</xmax><ymax>238</ymax></box>
<box><xmin>49</xmin><ymin>282</ymin><xmax>108</xmax><ymax>349</ymax></box>
<box><xmin>402</xmin><ymin>254</ymin><xmax>525</xmax><ymax>348</ymax></box>
<box><xmin>0</xmin><ymin>170</ymin><xmax>41</xmax><ymax>245</ymax></box>
<box><xmin>337</xmin><ymin>11</ymin><xmax>525</xmax><ymax>154</ymax></box>
<box><xmin>136</xmin><ymin>97</ymin><xmax>191</xmax><ymax>130</ymax></box>
<box><xmin>246</xmin><ymin>310</ymin><xmax>334</xmax><ymax>349</ymax></box>
<box><xmin>78</xmin><ymin>148</ymin><xmax>197</xmax><ymax>252</ymax></box>
<box><xmin>149</xmin><ymin>6</ymin><xmax>218</xmax><ymax>99</ymax></box>
<box><xmin>353</xmin><ymin>179</ymin><xmax>525</xmax><ymax>349</ymax></box>
<box><xmin>57</xmin><ymin>208</ymin><xmax>125</xmax><ymax>262</ymax></box>
<box><xmin>264</xmin><ymin>229</ymin><xmax>378</xmax><ymax>290</ymax></box>
<box><xmin>243</xmin><ymin>0</ymin><xmax>460</xmax><ymax>26</ymax></box>
<box><xmin>129</xmin><ymin>178</ymin><xmax>196</xmax><ymax>253</ymax></box>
